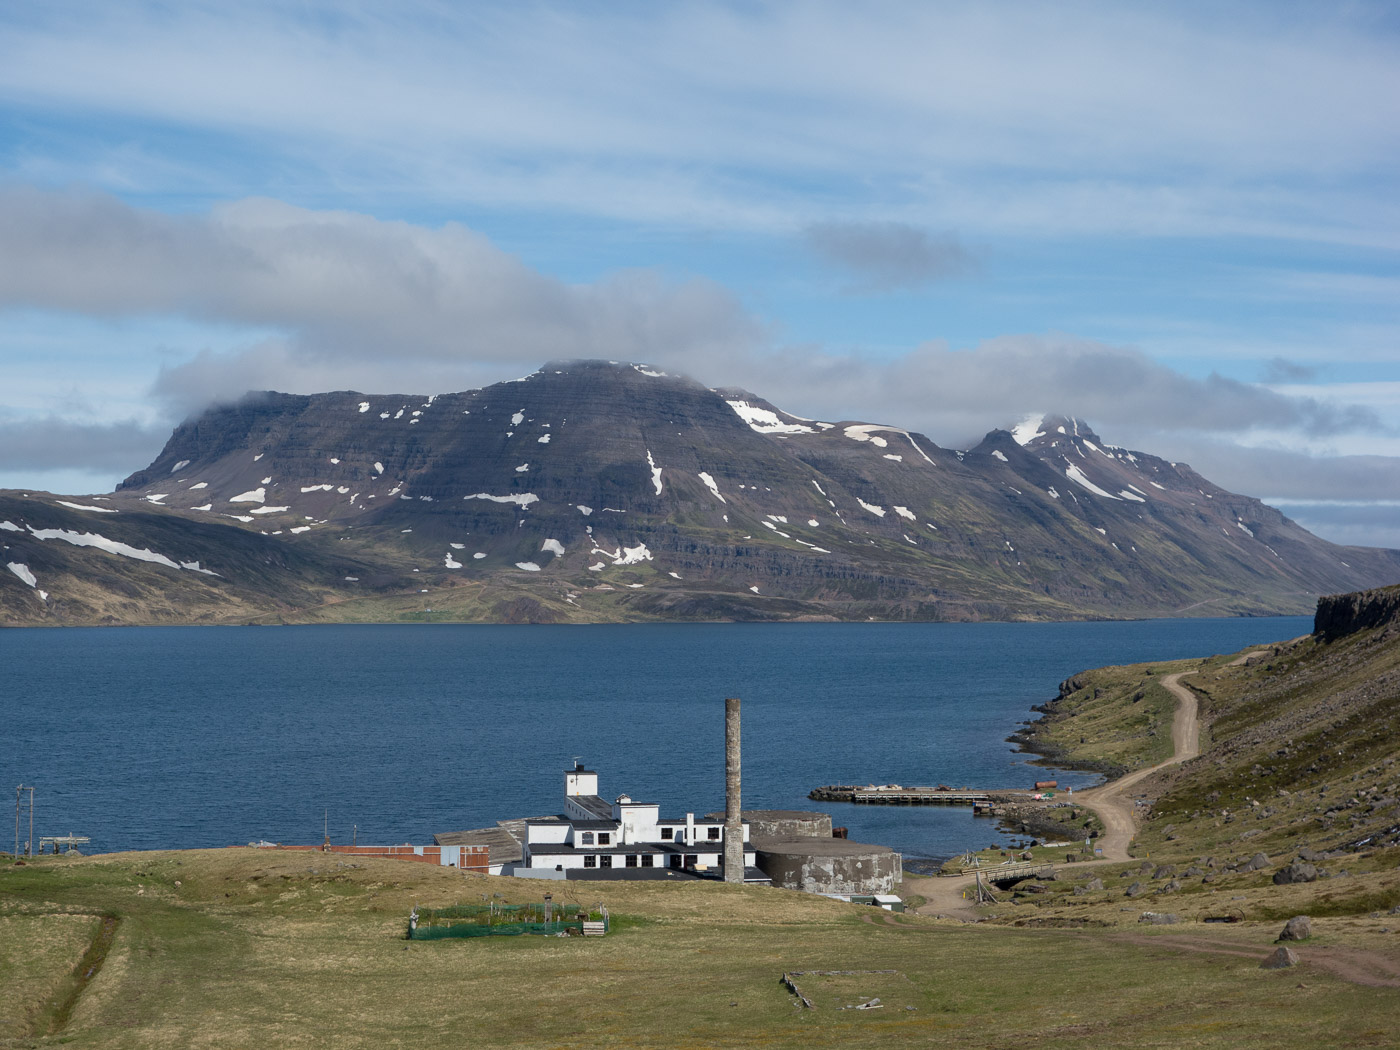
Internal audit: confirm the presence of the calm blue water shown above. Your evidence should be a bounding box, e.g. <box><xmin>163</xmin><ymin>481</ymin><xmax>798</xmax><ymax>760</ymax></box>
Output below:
<box><xmin>1</xmin><ymin>617</ymin><xmax>1310</xmax><ymax>862</ymax></box>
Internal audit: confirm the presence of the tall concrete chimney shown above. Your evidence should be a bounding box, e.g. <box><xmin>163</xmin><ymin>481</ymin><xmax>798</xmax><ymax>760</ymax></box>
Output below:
<box><xmin>724</xmin><ymin>696</ymin><xmax>743</xmax><ymax>883</ymax></box>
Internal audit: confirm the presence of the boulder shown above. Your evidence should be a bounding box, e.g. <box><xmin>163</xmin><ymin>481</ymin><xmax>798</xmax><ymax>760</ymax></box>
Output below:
<box><xmin>1244</xmin><ymin>852</ymin><xmax>1271</xmax><ymax>872</ymax></box>
<box><xmin>1278</xmin><ymin>916</ymin><xmax>1312</xmax><ymax>942</ymax></box>
<box><xmin>1125</xmin><ymin>881</ymin><xmax>1144</xmax><ymax>898</ymax></box>
<box><xmin>1138</xmin><ymin>911</ymin><xmax>1180</xmax><ymax>925</ymax></box>
<box><xmin>1156</xmin><ymin>879</ymin><xmax>1181</xmax><ymax>894</ymax></box>
<box><xmin>1183</xmin><ymin>865</ymin><xmax>1204</xmax><ymax>877</ymax></box>
<box><xmin>1259</xmin><ymin>946</ymin><xmax>1300</xmax><ymax>970</ymax></box>
<box><xmin>1273</xmin><ymin>860</ymin><xmax>1319</xmax><ymax>885</ymax></box>
<box><xmin>1085</xmin><ymin>877</ymin><xmax>1104</xmax><ymax>892</ymax></box>
<box><xmin>1152</xmin><ymin>864</ymin><xmax>1177</xmax><ymax>880</ymax></box>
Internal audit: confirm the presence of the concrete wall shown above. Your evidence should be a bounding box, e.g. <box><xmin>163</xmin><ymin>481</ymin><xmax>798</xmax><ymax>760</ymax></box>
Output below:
<box><xmin>740</xmin><ymin>811</ymin><xmax>833</xmax><ymax>841</ymax></box>
<box><xmin>263</xmin><ymin>843</ymin><xmax>489</xmax><ymax>874</ymax></box>
<box><xmin>756</xmin><ymin>840</ymin><xmax>901</xmax><ymax>895</ymax></box>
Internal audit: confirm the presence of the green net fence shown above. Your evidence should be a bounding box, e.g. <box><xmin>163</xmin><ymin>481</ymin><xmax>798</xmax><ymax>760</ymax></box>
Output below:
<box><xmin>408</xmin><ymin>902</ymin><xmax>608</xmax><ymax>940</ymax></box>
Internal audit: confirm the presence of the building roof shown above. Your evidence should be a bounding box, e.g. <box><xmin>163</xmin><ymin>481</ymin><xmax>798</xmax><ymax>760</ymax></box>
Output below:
<box><xmin>569</xmin><ymin>794</ymin><xmax>614</xmax><ymax>819</ymax></box>
<box><xmin>431</xmin><ymin>826</ymin><xmax>523</xmax><ymax>865</ymax></box>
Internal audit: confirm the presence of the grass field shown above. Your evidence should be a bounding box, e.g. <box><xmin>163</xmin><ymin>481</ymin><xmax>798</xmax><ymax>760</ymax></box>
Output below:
<box><xmin>3</xmin><ymin>846</ymin><xmax>1398</xmax><ymax>1048</ymax></box>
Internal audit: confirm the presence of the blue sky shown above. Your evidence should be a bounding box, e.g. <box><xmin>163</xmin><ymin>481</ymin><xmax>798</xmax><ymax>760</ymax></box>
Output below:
<box><xmin>1</xmin><ymin>1</ymin><xmax>1398</xmax><ymax>546</ymax></box>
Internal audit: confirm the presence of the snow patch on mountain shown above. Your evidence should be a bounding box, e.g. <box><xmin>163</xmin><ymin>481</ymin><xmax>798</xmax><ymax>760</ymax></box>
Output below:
<box><xmin>56</xmin><ymin>501</ymin><xmax>117</xmax><ymax>513</ymax></box>
<box><xmin>7</xmin><ymin>562</ymin><xmax>37</xmax><ymax>587</ymax></box>
<box><xmin>1011</xmin><ymin>414</ymin><xmax>1046</xmax><ymax>446</ymax></box>
<box><xmin>698</xmin><ymin>472</ymin><xmax>727</xmax><ymax>503</ymax></box>
<box><xmin>466</xmin><ymin>493</ymin><xmax>539</xmax><ymax>507</ymax></box>
<box><xmin>647</xmin><ymin>450</ymin><xmax>663</xmax><ymax>495</ymax></box>
<box><xmin>726</xmin><ymin>400</ymin><xmax>815</xmax><ymax>435</ymax></box>
<box><xmin>230</xmin><ymin>488</ymin><xmax>266</xmax><ymax>503</ymax></box>
<box><xmin>1063</xmin><ymin>464</ymin><xmax>1120</xmax><ymax>500</ymax></box>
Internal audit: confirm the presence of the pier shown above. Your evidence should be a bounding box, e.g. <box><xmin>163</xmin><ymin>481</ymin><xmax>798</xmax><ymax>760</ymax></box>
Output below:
<box><xmin>808</xmin><ymin>785</ymin><xmax>1033</xmax><ymax>807</ymax></box>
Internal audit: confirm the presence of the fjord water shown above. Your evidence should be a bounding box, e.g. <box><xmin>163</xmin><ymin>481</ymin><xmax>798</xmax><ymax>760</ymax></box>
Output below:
<box><xmin>4</xmin><ymin>617</ymin><xmax>1309</xmax><ymax>863</ymax></box>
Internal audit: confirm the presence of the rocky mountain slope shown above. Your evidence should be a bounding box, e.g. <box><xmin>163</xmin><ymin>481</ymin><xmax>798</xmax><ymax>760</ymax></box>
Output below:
<box><xmin>3</xmin><ymin>360</ymin><xmax>1398</xmax><ymax>625</ymax></box>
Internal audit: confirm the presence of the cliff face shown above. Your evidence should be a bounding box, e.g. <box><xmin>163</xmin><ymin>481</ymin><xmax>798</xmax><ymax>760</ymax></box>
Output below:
<box><xmin>1314</xmin><ymin>584</ymin><xmax>1400</xmax><ymax>641</ymax></box>
<box><xmin>4</xmin><ymin>360</ymin><xmax>1400</xmax><ymax>626</ymax></box>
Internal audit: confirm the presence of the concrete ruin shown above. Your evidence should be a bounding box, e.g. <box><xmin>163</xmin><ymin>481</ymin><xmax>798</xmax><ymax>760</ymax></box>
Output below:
<box><xmin>755</xmin><ymin>837</ymin><xmax>902</xmax><ymax>895</ymax></box>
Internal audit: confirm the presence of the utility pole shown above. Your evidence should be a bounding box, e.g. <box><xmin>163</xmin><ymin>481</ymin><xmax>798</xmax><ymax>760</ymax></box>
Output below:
<box><xmin>14</xmin><ymin>786</ymin><xmax>34</xmax><ymax>857</ymax></box>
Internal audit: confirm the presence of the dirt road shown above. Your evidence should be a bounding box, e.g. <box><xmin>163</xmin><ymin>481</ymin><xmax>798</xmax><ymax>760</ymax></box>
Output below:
<box><xmin>907</xmin><ymin>651</ymin><xmax>1261</xmax><ymax>917</ymax></box>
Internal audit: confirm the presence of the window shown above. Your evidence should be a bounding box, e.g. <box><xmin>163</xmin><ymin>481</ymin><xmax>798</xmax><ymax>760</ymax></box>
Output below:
<box><xmin>625</xmin><ymin>854</ymin><xmax>637</xmax><ymax>867</ymax></box>
<box><xmin>600</xmin><ymin>854</ymin><xmax>612</xmax><ymax>868</ymax></box>
<box><xmin>684</xmin><ymin>854</ymin><xmax>698</xmax><ymax>868</ymax></box>
<box><xmin>580</xmin><ymin>831</ymin><xmax>594</xmax><ymax>845</ymax></box>
<box><xmin>584</xmin><ymin>854</ymin><xmax>597</xmax><ymax>868</ymax></box>
<box><xmin>598</xmin><ymin>832</ymin><xmax>611</xmax><ymax>845</ymax></box>
<box><xmin>641</xmin><ymin>855</ymin><xmax>654</xmax><ymax>867</ymax></box>
<box><xmin>660</xmin><ymin>827</ymin><xmax>673</xmax><ymax>840</ymax></box>
<box><xmin>707</xmin><ymin>827</ymin><xmax>721</xmax><ymax>840</ymax></box>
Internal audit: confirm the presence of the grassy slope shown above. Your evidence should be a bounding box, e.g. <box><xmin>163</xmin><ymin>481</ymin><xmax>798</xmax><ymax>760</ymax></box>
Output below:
<box><xmin>1</xmin><ymin>848</ymin><xmax>1393</xmax><ymax>1049</ymax></box>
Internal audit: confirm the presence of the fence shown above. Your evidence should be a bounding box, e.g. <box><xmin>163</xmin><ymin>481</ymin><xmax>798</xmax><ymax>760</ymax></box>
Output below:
<box><xmin>408</xmin><ymin>902</ymin><xmax>609</xmax><ymax>940</ymax></box>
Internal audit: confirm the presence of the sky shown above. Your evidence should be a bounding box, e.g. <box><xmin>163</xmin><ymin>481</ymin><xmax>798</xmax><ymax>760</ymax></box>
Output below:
<box><xmin>1</xmin><ymin>1</ymin><xmax>1398</xmax><ymax>547</ymax></box>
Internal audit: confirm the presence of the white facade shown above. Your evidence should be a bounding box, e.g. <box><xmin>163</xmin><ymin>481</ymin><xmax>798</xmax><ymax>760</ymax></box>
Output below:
<box><xmin>517</xmin><ymin>763</ymin><xmax>759</xmax><ymax>880</ymax></box>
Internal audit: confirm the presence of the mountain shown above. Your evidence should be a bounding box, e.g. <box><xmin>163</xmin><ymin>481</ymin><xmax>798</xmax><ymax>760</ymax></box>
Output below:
<box><xmin>3</xmin><ymin>360</ymin><xmax>1398</xmax><ymax>626</ymax></box>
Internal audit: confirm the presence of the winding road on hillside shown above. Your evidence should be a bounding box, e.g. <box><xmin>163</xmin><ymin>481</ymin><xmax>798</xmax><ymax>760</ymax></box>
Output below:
<box><xmin>903</xmin><ymin>651</ymin><xmax>1262</xmax><ymax>920</ymax></box>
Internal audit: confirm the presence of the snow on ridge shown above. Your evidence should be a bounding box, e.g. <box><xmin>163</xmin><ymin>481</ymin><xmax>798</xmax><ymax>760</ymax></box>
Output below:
<box><xmin>1117</xmin><ymin>490</ymin><xmax>1146</xmax><ymax>503</ymax></box>
<box><xmin>893</xmin><ymin>506</ymin><xmax>916</xmax><ymax>521</ymax></box>
<box><xmin>170</xmin><ymin>459</ymin><xmax>191</xmax><ymax>473</ymax></box>
<box><xmin>1063</xmin><ymin>463</ymin><xmax>1120</xmax><ymax>500</ymax></box>
<box><xmin>844</xmin><ymin>424</ymin><xmax>936</xmax><ymax>464</ymax></box>
<box><xmin>56</xmin><ymin>501</ymin><xmax>118</xmax><ymax>513</ymax></box>
<box><xmin>697</xmin><ymin>472</ymin><xmax>727</xmax><ymax>503</ymax></box>
<box><xmin>7</xmin><ymin>562</ymin><xmax>37</xmax><ymax>587</ymax></box>
<box><xmin>188</xmin><ymin>482</ymin><xmax>207</xmax><ymax>490</ymax></box>
<box><xmin>991</xmin><ymin>449</ymin><xmax>1008</xmax><ymax>462</ymax></box>
<box><xmin>541</xmin><ymin>538</ymin><xmax>565</xmax><ymax>556</ymax></box>
<box><xmin>726</xmin><ymin>400</ymin><xmax>815</xmax><ymax>435</ymax></box>
<box><xmin>857</xmin><ymin>498</ymin><xmax>886</xmax><ymax>517</ymax></box>
<box><xmin>358</xmin><ymin>402</ymin><xmax>370</xmax><ymax>413</ymax></box>
<box><xmin>230</xmin><ymin>487</ymin><xmax>266</xmax><ymax>503</ymax></box>
<box><xmin>21</xmin><ymin>526</ymin><xmax>220</xmax><ymax>575</ymax></box>
<box><xmin>1011</xmin><ymin>414</ymin><xmax>1045</xmax><ymax>446</ymax></box>
<box><xmin>249</xmin><ymin>506</ymin><xmax>290</xmax><ymax>515</ymax></box>
<box><xmin>646</xmin><ymin>450</ymin><xmax>663</xmax><ymax>495</ymax></box>
<box><xmin>301</xmin><ymin>484</ymin><xmax>334</xmax><ymax>493</ymax></box>
<box><xmin>465</xmin><ymin>492</ymin><xmax>539</xmax><ymax>507</ymax></box>
<box><xmin>633</xmin><ymin>365</ymin><xmax>667</xmax><ymax>377</ymax></box>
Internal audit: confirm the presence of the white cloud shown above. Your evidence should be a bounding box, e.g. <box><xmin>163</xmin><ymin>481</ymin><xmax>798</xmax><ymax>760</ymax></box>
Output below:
<box><xmin>1</xmin><ymin>3</ymin><xmax>1397</xmax><ymax>242</ymax></box>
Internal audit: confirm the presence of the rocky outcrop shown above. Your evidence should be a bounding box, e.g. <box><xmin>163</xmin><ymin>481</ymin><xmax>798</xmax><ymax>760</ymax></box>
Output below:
<box><xmin>1314</xmin><ymin>584</ymin><xmax>1400</xmax><ymax>641</ymax></box>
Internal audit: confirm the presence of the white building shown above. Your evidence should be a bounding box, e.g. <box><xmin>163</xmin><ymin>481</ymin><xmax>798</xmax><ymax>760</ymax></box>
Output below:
<box><xmin>515</xmin><ymin>762</ymin><xmax>765</xmax><ymax>881</ymax></box>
